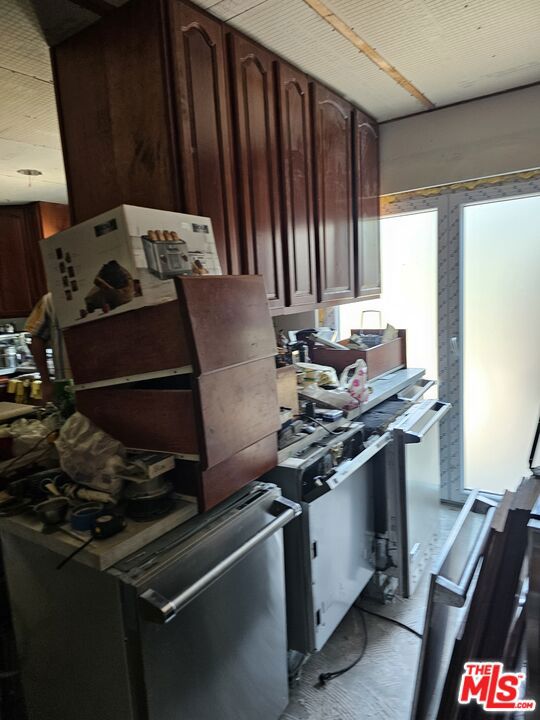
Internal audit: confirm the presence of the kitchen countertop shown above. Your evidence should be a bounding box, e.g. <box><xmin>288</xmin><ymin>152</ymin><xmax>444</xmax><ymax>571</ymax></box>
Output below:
<box><xmin>0</xmin><ymin>366</ymin><xmax>38</xmax><ymax>377</ymax></box>
<box><xmin>277</xmin><ymin>367</ymin><xmax>426</xmax><ymax>463</ymax></box>
<box><xmin>0</xmin><ymin>500</ymin><xmax>198</xmax><ymax>571</ymax></box>
<box><xmin>361</xmin><ymin>367</ymin><xmax>426</xmax><ymax>412</ymax></box>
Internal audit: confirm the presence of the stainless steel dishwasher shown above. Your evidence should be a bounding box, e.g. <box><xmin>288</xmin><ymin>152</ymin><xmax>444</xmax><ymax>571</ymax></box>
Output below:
<box><xmin>263</xmin><ymin>422</ymin><xmax>391</xmax><ymax>655</ymax></box>
<box><xmin>384</xmin><ymin>398</ymin><xmax>452</xmax><ymax>597</ymax></box>
<box><xmin>2</xmin><ymin>482</ymin><xmax>300</xmax><ymax>720</ymax></box>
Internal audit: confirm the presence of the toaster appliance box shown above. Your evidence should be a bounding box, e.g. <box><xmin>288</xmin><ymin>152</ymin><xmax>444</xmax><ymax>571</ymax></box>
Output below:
<box><xmin>40</xmin><ymin>205</ymin><xmax>222</xmax><ymax>329</ymax></box>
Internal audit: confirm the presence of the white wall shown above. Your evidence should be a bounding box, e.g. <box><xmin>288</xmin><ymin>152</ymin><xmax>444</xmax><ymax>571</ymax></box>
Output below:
<box><xmin>380</xmin><ymin>85</ymin><xmax>540</xmax><ymax>194</ymax></box>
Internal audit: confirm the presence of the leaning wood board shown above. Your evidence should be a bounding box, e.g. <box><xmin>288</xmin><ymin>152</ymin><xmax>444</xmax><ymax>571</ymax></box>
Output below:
<box><xmin>0</xmin><ymin>500</ymin><xmax>197</xmax><ymax>571</ymax></box>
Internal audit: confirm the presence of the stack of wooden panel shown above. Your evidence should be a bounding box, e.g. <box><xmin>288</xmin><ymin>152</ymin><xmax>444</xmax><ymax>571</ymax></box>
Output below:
<box><xmin>65</xmin><ymin>275</ymin><xmax>280</xmax><ymax>511</ymax></box>
<box><xmin>438</xmin><ymin>474</ymin><xmax>540</xmax><ymax>720</ymax></box>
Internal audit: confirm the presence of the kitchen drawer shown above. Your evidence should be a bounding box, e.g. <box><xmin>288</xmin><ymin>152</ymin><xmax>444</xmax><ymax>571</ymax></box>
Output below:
<box><xmin>75</xmin><ymin>357</ymin><xmax>280</xmax><ymax>468</ymax></box>
<box><xmin>64</xmin><ymin>301</ymin><xmax>192</xmax><ymax>386</ymax></box>
<box><xmin>75</xmin><ymin>385</ymin><xmax>199</xmax><ymax>458</ymax></box>
<box><xmin>65</xmin><ymin>275</ymin><xmax>277</xmax><ymax>387</ymax></box>
<box><xmin>172</xmin><ymin>434</ymin><xmax>278</xmax><ymax>511</ymax></box>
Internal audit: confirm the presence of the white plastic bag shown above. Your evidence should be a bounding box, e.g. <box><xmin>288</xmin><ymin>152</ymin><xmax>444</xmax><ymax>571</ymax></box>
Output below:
<box><xmin>55</xmin><ymin>412</ymin><xmax>125</xmax><ymax>494</ymax></box>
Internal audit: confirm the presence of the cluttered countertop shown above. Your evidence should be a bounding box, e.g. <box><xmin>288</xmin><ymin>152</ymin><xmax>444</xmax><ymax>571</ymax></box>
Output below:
<box><xmin>0</xmin><ymin>205</ymin><xmax>429</xmax><ymax>578</ymax></box>
<box><xmin>0</xmin><ymin>404</ymin><xmax>199</xmax><ymax>570</ymax></box>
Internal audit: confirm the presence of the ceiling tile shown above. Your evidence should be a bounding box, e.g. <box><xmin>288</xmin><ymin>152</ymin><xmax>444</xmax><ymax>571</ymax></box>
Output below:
<box><xmin>322</xmin><ymin>0</ymin><xmax>540</xmax><ymax>108</ymax></box>
<box><xmin>214</xmin><ymin>0</ymin><xmax>422</xmax><ymax>118</ymax></box>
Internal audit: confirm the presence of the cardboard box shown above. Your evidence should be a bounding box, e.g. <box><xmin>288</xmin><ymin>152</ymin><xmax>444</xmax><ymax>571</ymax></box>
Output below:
<box><xmin>40</xmin><ymin>205</ymin><xmax>221</xmax><ymax>329</ymax></box>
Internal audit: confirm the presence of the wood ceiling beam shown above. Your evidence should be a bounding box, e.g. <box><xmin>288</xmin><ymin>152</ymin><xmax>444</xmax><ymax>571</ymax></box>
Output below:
<box><xmin>302</xmin><ymin>0</ymin><xmax>435</xmax><ymax>109</ymax></box>
<box><xmin>67</xmin><ymin>0</ymin><xmax>116</xmax><ymax>16</ymax></box>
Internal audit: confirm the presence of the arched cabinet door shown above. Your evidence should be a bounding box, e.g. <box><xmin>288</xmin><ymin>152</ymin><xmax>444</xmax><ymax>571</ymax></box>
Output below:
<box><xmin>355</xmin><ymin>110</ymin><xmax>381</xmax><ymax>298</ymax></box>
<box><xmin>228</xmin><ymin>31</ymin><xmax>285</xmax><ymax>310</ymax></box>
<box><xmin>311</xmin><ymin>82</ymin><xmax>355</xmax><ymax>303</ymax></box>
<box><xmin>172</xmin><ymin>1</ymin><xmax>240</xmax><ymax>275</ymax></box>
<box><xmin>276</xmin><ymin>62</ymin><xmax>317</xmax><ymax>307</ymax></box>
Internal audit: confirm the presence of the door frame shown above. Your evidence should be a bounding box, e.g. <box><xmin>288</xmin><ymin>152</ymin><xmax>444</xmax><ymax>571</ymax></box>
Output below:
<box><xmin>383</xmin><ymin>174</ymin><xmax>540</xmax><ymax>504</ymax></box>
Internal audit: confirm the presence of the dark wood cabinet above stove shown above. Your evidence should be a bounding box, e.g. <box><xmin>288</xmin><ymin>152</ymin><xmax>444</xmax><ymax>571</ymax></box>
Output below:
<box><xmin>354</xmin><ymin>110</ymin><xmax>381</xmax><ymax>299</ymax></box>
<box><xmin>276</xmin><ymin>61</ymin><xmax>317</xmax><ymax>308</ymax></box>
<box><xmin>228</xmin><ymin>32</ymin><xmax>285</xmax><ymax>309</ymax></box>
<box><xmin>52</xmin><ymin>0</ymin><xmax>380</xmax><ymax>314</ymax></box>
<box><xmin>311</xmin><ymin>83</ymin><xmax>355</xmax><ymax>303</ymax></box>
<box><xmin>53</xmin><ymin>0</ymin><xmax>240</xmax><ymax>275</ymax></box>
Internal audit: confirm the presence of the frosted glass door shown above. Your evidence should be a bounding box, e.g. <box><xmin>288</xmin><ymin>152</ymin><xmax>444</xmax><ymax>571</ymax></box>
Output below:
<box><xmin>463</xmin><ymin>195</ymin><xmax>540</xmax><ymax>494</ymax></box>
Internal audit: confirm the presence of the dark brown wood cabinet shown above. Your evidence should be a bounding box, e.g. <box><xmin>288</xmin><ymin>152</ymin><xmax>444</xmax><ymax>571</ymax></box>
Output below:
<box><xmin>276</xmin><ymin>61</ymin><xmax>317</xmax><ymax>308</ymax></box>
<box><xmin>170</xmin><ymin>2</ymin><xmax>240</xmax><ymax>274</ymax></box>
<box><xmin>354</xmin><ymin>110</ymin><xmax>381</xmax><ymax>298</ymax></box>
<box><xmin>228</xmin><ymin>32</ymin><xmax>284</xmax><ymax>309</ymax></box>
<box><xmin>311</xmin><ymin>82</ymin><xmax>355</xmax><ymax>303</ymax></box>
<box><xmin>53</xmin><ymin>0</ymin><xmax>240</xmax><ymax>274</ymax></box>
<box><xmin>0</xmin><ymin>202</ymin><xmax>70</xmax><ymax>318</ymax></box>
<box><xmin>52</xmin><ymin>0</ymin><xmax>381</xmax><ymax>314</ymax></box>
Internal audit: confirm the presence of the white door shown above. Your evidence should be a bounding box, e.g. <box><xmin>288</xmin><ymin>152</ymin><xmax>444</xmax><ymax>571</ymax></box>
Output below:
<box><xmin>462</xmin><ymin>194</ymin><xmax>540</xmax><ymax>494</ymax></box>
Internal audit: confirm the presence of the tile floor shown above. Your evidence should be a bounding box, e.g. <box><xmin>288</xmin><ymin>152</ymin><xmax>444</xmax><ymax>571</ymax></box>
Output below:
<box><xmin>282</xmin><ymin>504</ymin><xmax>460</xmax><ymax>720</ymax></box>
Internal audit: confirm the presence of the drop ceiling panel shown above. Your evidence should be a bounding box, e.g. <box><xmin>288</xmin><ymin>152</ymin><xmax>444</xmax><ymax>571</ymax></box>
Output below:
<box><xmin>210</xmin><ymin>0</ymin><xmax>421</xmax><ymax>118</ymax></box>
<box><xmin>0</xmin><ymin>69</ymin><xmax>61</xmax><ymax>149</ymax></box>
<box><xmin>0</xmin><ymin>0</ymin><xmax>52</xmax><ymax>81</ymax></box>
<box><xmin>308</xmin><ymin>0</ymin><xmax>540</xmax><ymax>107</ymax></box>
<box><xmin>0</xmin><ymin>138</ymin><xmax>67</xmax><ymax>204</ymax></box>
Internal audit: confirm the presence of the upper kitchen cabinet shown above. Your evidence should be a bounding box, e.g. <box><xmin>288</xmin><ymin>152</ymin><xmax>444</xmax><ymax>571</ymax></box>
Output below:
<box><xmin>354</xmin><ymin>110</ymin><xmax>381</xmax><ymax>298</ymax></box>
<box><xmin>52</xmin><ymin>0</ymin><xmax>240</xmax><ymax>274</ymax></box>
<box><xmin>0</xmin><ymin>203</ymin><xmax>70</xmax><ymax>318</ymax></box>
<box><xmin>170</xmin><ymin>1</ymin><xmax>240</xmax><ymax>274</ymax></box>
<box><xmin>227</xmin><ymin>32</ymin><xmax>285</xmax><ymax>310</ymax></box>
<box><xmin>311</xmin><ymin>83</ymin><xmax>355</xmax><ymax>303</ymax></box>
<box><xmin>276</xmin><ymin>62</ymin><xmax>317</xmax><ymax>308</ymax></box>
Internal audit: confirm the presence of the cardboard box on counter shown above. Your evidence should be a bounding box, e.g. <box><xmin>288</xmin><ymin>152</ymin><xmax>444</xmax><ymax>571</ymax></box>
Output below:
<box><xmin>40</xmin><ymin>205</ymin><xmax>221</xmax><ymax>329</ymax></box>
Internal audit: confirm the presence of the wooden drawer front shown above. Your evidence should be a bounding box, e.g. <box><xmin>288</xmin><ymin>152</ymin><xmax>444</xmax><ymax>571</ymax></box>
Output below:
<box><xmin>176</xmin><ymin>275</ymin><xmax>276</xmax><ymax>374</ymax></box>
<box><xmin>197</xmin><ymin>356</ymin><xmax>280</xmax><ymax>468</ymax></box>
<box><xmin>75</xmin><ymin>387</ymin><xmax>199</xmax><ymax>456</ymax></box>
<box><xmin>64</xmin><ymin>302</ymin><xmax>191</xmax><ymax>386</ymax></box>
<box><xmin>199</xmin><ymin>434</ymin><xmax>278</xmax><ymax>511</ymax></box>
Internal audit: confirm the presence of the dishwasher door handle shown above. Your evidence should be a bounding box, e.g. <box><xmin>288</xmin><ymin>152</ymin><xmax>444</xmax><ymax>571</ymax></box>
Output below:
<box><xmin>139</xmin><ymin>498</ymin><xmax>301</xmax><ymax>624</ymax></box>
<box><xmin>402</xmin><ymin>401</ymin><xmax>451</xmax><ymax>444</ymax></box>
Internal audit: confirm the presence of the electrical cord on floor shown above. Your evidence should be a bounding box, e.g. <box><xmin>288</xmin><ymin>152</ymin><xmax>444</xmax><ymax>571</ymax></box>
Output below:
<box><xmin>358</xmin><ymin>606</ymin><xmax>423</xmax><ymax>639</ymax></box>
<box><xmin>317</xmin><ymin>609</ymin><xmax>368</xmax><ymax>687</ymax></box>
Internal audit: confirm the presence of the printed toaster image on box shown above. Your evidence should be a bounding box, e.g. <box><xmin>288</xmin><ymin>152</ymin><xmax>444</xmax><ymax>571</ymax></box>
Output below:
<box><xmin>40</xmin><ymin>205</ymin><xmax>222</xmax><ymax>329</ymax></box>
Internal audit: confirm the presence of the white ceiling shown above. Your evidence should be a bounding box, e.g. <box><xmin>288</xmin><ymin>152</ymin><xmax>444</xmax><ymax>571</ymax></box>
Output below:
<box><xmin>0</xmin><ymin>0</ymin><xmax>539</xmax><ymax>205</ymax></box>
<box><xmin>0</xmin><ymin>0</ymin><xmax>68</xmax><ymax>204</ymax></box>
